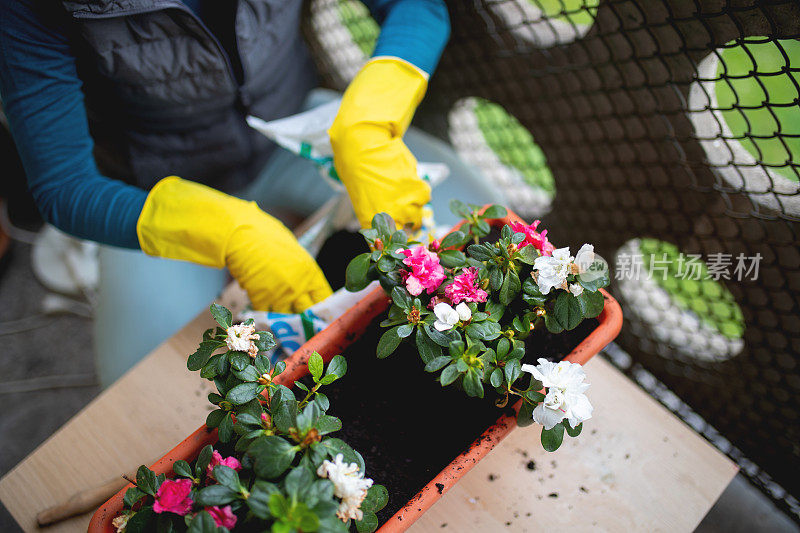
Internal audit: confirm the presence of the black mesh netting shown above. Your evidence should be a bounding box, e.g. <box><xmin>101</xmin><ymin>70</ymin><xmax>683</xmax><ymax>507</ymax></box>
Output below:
<box><xmin>302</xmin><ymin>0</ymin><xmax>800</xmax><ymax>519</ymax></box>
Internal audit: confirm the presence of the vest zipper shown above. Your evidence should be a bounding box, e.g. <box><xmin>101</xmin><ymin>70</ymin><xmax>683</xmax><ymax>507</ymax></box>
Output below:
<box><xmin>71</xmin><ymin>1</ymin><xmax>244</xmax><ymax>103</ymax></box>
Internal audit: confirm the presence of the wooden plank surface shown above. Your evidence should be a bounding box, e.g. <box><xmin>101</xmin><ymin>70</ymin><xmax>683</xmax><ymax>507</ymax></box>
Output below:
<box><xmin>0</xmin><ymin>284</ymin><xmax>736</xmax><ymax>532</ymax></box>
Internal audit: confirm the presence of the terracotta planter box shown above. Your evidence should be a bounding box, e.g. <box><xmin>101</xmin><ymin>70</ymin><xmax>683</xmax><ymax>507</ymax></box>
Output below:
<box><xmin>90</xmin><ymin>210</ymin><xmax>623</xmax><ymax>532</ymax></box>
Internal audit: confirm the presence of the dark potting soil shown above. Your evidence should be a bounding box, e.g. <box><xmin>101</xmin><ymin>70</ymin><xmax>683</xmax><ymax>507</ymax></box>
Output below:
<box><xmin>311</xmin><ymin>231</ymin><xmax>599</xmax><ymax>526</ymax></box>
<box><xmin>316</xmin><ymin>230</ymin><xmax>369</xmax><ymax>291</ymax></box>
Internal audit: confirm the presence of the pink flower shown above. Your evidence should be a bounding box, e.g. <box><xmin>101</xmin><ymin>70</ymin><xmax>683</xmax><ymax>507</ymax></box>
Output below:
<box><xmin>399</xmin><ymin>246</ymin><xmax>446</xmax><ymax>296</ymax></box>
<box><xmin>444</xmin><ymin>268</ymin><xmax>488</xmax><ymax>304</ymax></box>
<box><xmin>512</xmin><ymin>221</ymin><xmax>555</xmax><ymax>256</ymax></box>
<box><xmin>206</xmin><ymin>505</ymin><xmax>238</xmax><ymax>529</ymax></box>
<box><xmin>206</xmin><ymin>450</ymin><xmax>242</xmax><ymax>479</ymax></box>
<box><xmin>153</xmin><ymin>479</ymin><xmax>193</xmax><ymax>516</ymax></box>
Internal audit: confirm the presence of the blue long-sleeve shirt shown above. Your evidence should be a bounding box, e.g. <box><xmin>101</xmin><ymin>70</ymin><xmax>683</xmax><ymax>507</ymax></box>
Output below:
<box><xmin>0</xmin><ymin>0</ymin><xmax>449</xmax><ymax>249</ymax></box>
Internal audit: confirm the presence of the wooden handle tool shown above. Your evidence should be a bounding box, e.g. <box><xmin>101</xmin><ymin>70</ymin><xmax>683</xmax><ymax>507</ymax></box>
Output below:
<box><xmin>36</xmin><ymin>471</ymin><xmax>134</xmax><ymax>527</ymax></box>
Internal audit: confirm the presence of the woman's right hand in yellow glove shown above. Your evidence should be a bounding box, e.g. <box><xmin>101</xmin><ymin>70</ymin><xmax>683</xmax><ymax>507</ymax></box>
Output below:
<box><xmin>136</xmin><ymin>176</ymin><xmax>332</xmax><ymax>312</ymax></box>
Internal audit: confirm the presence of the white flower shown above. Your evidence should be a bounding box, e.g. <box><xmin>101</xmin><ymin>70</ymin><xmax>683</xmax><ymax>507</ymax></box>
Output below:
<box><xmin>226</xmin><ymin>323</ymin><xmax>260</xmax><ymax>357</ymax></box>
<box><xmin>568</xmin><ymin>283</ymin><xmax>584</xmax><ymax>297</ymax></box>
<box><xmin>521</xmin><ymin>358</ymin><xmax>593</xmax><ymax>430</ymax></box>
<box><xmin>112</xmin><ymin>512</ymin><xmax>132</xmax><ymax>533</ymax></box>
<box><xmin>532</xmin><ymin>247</ymin><xmax>573</xmax><ymax>295</ymax></box>
<box><xmin>433</xmin><ymin>302</ymin><xmax>471</xmax><ymax>331</ymax></box>
<box><xmin>317</xmin><ymin>454</ymin><xmax>374</xmax><ymax>521</ymax></box>
<box><xmin>573</xmin><ymin>244</ymin><xmax>595</xmax><ymax>274</ymax></box>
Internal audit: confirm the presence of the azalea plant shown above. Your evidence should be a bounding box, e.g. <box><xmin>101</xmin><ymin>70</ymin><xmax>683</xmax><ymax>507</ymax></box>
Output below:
<box><xmin>344</xmin><ymin>201</ymin><xmax>609</xmax><ymax>451</ymax></box>
<box><xmin>112</xmin><ymin>304</ymin><xmax>387</xmax><ymax>533</ymax></box>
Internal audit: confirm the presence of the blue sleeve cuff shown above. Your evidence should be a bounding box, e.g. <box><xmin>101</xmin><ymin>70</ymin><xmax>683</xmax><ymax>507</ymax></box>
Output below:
<box><xmin>365</xmin><ymin>0</ymin><xmax>450</xmax><ymax>75</ymax></box>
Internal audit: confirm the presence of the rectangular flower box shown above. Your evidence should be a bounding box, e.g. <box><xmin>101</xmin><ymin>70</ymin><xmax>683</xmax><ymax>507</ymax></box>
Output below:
<box><xmin>89</xmin><ymin>209</ymin><xmax>622</xmax><ymax>532</ymax></box>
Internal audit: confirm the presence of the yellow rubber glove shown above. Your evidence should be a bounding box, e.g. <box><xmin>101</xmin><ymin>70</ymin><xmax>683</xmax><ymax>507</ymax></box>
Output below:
<box><xmin>329</xmin><ymin>57</ymin><xmax>432</xmax><ymax>230</ymax></box>
<box><xmin>137</xmin><ymin>176</ymin><xmax>332</xmax><ymax>312</ymax></box>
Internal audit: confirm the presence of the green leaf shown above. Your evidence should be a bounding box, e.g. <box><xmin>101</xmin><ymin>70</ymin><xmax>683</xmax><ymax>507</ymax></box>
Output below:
<box><xmin>397</xmin><ymin>323</ymin><xmax>414</xmax><ymax>338</ymax></box>
<box><xmin>345</xmin><ymin>253</ymin><xmax>372</xmax><ymax>292</ymax></box>
<box><xmin>135</xmin><ymin>466</ymin><xmax>158</xmax><ymax>496</ymax></box>
<box><xmin>308</xmin><ymin>351</ymin><xmax>324</xmax><ymax>381</ymax></box>
<box><xmin>517</xmin><ymin>401</ymin><xmax>535</xmax><ymax>427</ymax></box>
<box><xmin>544</xmin><ymin>312</ymin><xmax>565</xmax><ymax>334</ymax></box>
<box><xmin>235</xmin><ymin>412</ymin><xmax>262</xmax><ymax>427</ymax></box>
<box><xmin>415</xmin><ymin>327</ymin><xmax>441</xmax><ymax>364</ymax></box>
<box><xmin>423</xmin><ymin>323</ymin><xmax>459</xmax><ymax>347</ymax></box>
<box><xmin>232</xmin><ymin>365</ymin><xmax>260</xmax><ymax>382</ymax></box>
<box><xmin>372</xmin><ymin>212</ymin><xmax>395</xmax><ymax>238</ymax></box>
<box><xmin>187</xmin><ymin>340</ymin><xmax>221</xmax><ymax>371</ymax></box>
<box><xmin>489</xmin><ymin>267</ymin><xmax>503</xmax><ymax>291</ymax></box>
<box><xmin>196</xmin><ymin>484</ymin><xmax>239</xmax><ymax>507</ymax></box>
<box><xmin>440</xmin><ymin>230</ymin><xmax>466</xmax><ymax>249</ymax></box>
<box><xmin>209</xmin><ymin>303</ymin><xmax>232</xmax><ymax>329</ymax></box>
<box><xmin>482</xmin><ymin>205</ymin><xmax>508</xmax><ymax>219</ymax></box>
<box><xmin>578</xmin><ymin>289</ymin><xmax>605</xmax><ymax>318</ymax></box>
<box><xmin>449</xmin><ymin>198</ymin><xmax>471</xmax><ymax>218</ymax></box>
<box><xmin>526</xmin><ymin>390</ymin><xmax>546</xmax><ymax>403</ymax></box>
<box><xmin>554</xmin><ymin>291</ymin><xmax>583</xmax><ymax>331</ymax></box>
<box><xmin>390</xmin><ymin>286</ymin><xmax>412</xmax><ymax>310</ymax></box>
<box><xmin>284</xmin><ymin>466</ymin><xmax>314</xmax><ymax>499</ymax></box>
<box><xmin>518</xmin><ymin>245</ymin><xmax>538</xmax><ymax>265</ymax></box>
<box><xmin>377</xmin><ymin>326</ymin><xmax>403</xmax><ymax>359</ymax></box>
<box><xmin>439</xmin><ymin>249</ymin><xmax>466</xmax><ymax>268</ymax></box>
<box><xmin>485</xmin><ymin>300</ymin><xmax>505</xmax><ymax>322</ymax></box>
<box><xmin>440</xmin><ymin>364</ymin><xmax>460</xmax><ymax>386</ymax></box>
<box><xmin>475</xmin><ymin>219</ymin><xmax>491</xmax><ymax>235</ymax></box>
<box><xmin>172</xmin><ymin>460</ymin><xmax>193</xmax><ymax>479</ymax></box>
<box><xmin>247</xmin><ymin>481</ymin><xmax>279</xmax><ymax>519</ymax></box>
<box><xmin>356</xmin><ymin>511</ymin><xmax>379</xmax><ymax>533</ymax></box>
<box><xmin>319</xmin><ymin>374</ymin><xmax>338</xmax><ymax>385</ymax></box>
<box><xmin>467</xmin><ymin>244</ymin><xmax>492</xmax><ymax>261</ymax></box>
<box><xmin>463</xmin><ymin>369</ymin><xmax>484</xmax><ymax>398</ymax></box>
<box><xmin>376</xmin><ymin>254</ymin><xmax>395</xmax><ymax>273</ymax></box>
<box><xmin>541</xmin><ymin>423</ymin><xmax>565</xmax><ymax>452</ymax></box>
<box><xmin>248</xmin><ymin>436</ymin><xmax>297</xmax><ymax>479</ymax></box>
<box><xmin>316</xmin><ymin>415</ymin><xmax>342</xmax><ymax>435</ymax></box>
<box><xmin>196</xmin><ymin>445</ymin><xmax>213</xmax><ymax>479</ymax></box>
<box><xmin>326</xmin><ymin>355</ymin><xmax>347</xmax><ymax>379</ymax></box>
<box><xmin>322</xmin><ymin>438</ymin><xmax>365</xmax><ymax>472</ymax></box>
<box><xmin>465</xmin><ymin>320</ymin><xmax>501</xmax><ymax>341</ymax></box>
<box><xmin>212</xmin><ymin>465</ymin><xmax>241</xmax><ymax>492</ymax></box>
<box><xmin>218</xmin><ymin>412</ymin><xmax>234</xmax><ymax>442</ymax></box>
<box><xmin>125</xmin><ymin>507</ymin><xmax>155</xmax><ymax>533</ymax></box>
<box><xmin>226</xmin><ymin>382</ymin><xmax>261</xmax><ymax>405</ymax></box>
<box><xmin>362</xmin><ymin>485</ymin><xmax>389</xmax><ymax>513</ymax></box>
<box><xmin>424</xmin><ymin>356</ymin><xmax>451</xmax><ymax>372</ymax></box>
<box><xmin>499</xmin><ymin>269</ymin><xmax>521</xmax><ymax>305</ymax></box>
<box><xmin>123</xmin><ymin>486</ymin><xmax>146</xmax><ymax>508</ymax></box>
<box><xmin>205</xmin><ymin>409</ymin><xmax>226</xmax><ymax>428</ymax></box>
<box><xmin>564</xmin><ymin>421</ymin><xmax>583</xmax><ymax>437</ymax></box>
<box><xmin>230</xmin><ymin>351</ymin><xmax>249</xmax><ymax>371</ymax></box>
<box><xmin>504</xmin><ymin>358</ymin><xmax>521</xmax><ymax>385</ymax></box>
<box><xmin>255</xmin><ymin>330</ymin><xmax>276</xmax><ymax>352</ymax></box>
<box><xmin>490</xmin><ymin>367</ymin><xmax>503</xmax><ymax>388</ymax></box>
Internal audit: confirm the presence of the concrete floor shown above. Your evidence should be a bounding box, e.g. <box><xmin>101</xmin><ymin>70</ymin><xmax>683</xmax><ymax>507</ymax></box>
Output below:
<box><xmin>0</xmin><ymin>240</ymin><xmax>797</xmax><ymax>532</ymax></box>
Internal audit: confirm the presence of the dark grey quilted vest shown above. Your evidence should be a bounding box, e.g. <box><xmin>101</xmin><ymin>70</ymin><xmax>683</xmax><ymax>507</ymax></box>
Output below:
<box><xmin>61</xmin><ymin>0</ymin><xmax>316</xmax><ymax>192</ymax></box>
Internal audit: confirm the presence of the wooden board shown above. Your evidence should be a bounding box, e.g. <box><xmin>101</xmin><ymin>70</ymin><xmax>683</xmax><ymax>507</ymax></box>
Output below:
<box><xmin>0</xmin><ymin>283</ymin><xmax>736</xmax><ymax>532</ymax></box>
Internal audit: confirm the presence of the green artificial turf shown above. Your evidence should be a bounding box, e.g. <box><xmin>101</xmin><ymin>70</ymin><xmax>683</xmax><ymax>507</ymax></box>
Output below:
<box><xmin>338</xmin><ymin>0</ymin><xmax>379</xmax><ymax>57</ymax></box>
<box><xmin>639</xmin><ymin>239</ymin><xmax>745</xmax><ymax>340</ymax></box>
<box><xmin>473</xmin><ymin>98</ymin><xmax>555</xmax><ymax>194</ymax></box>
<box><xmin>527</xmin><ymin>0</ymin><xmax>599</xmax><ymax>27</ymax></box>
<box><xmin>715</xmin><ymin>38</ymin><xmax>800</xmax><ymax>182</ymax></box>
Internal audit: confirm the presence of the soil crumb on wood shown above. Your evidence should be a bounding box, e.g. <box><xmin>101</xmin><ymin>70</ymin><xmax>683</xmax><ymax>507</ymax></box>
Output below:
<box><xmin>526</xmin><ymin>460</ymin><xmax>537</xmax><ymax>471</ymax></box>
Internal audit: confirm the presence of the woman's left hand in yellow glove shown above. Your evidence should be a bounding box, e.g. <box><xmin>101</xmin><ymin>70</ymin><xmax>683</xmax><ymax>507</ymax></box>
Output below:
<box><xmin>329</xmin><ymin>57</ymin><xmax>432</xmax><ymax>230</ymax></box>
<box><xmin>137</xmin><ymin>176</ymin><xmax>332</xmax><ymax>312</ymax></box>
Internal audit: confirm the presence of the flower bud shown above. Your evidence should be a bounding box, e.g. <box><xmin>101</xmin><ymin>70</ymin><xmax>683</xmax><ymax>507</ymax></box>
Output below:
<box><xmin>374</xmin><ymin>238</ymin><xmax>384</xmax><ymax>251</ymax></box>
